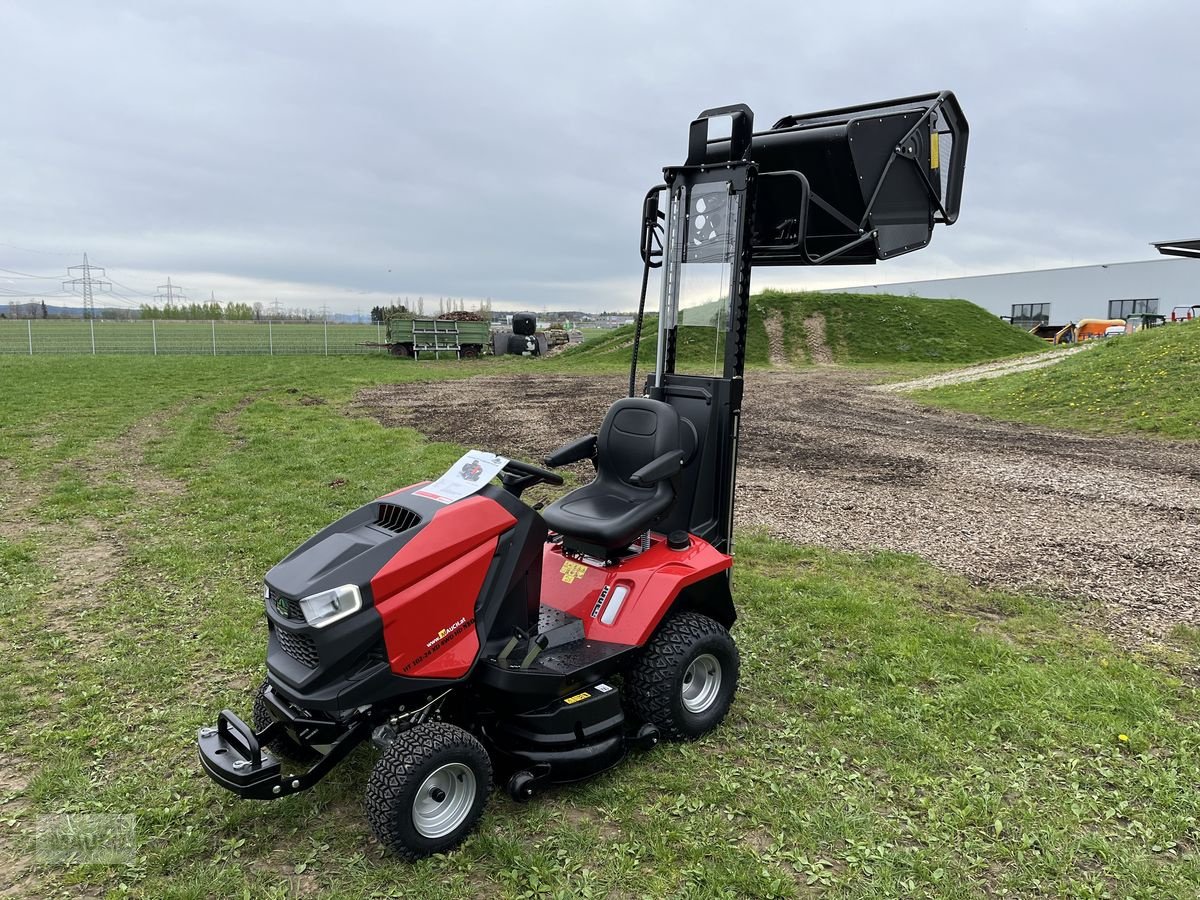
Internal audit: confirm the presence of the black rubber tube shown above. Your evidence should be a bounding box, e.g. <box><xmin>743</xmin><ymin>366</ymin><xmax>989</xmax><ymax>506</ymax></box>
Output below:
<box><xmin>628</xmin><ymin>254</ymin><xmax>653</xmax><ymax>398</ymax></box>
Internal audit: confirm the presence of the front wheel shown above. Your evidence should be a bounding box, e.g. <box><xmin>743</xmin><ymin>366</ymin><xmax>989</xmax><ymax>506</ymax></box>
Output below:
<box><xmin>625</xmin><ymin>612</ymin><xmax>739</xmax><ymax>741</ymax></box>
<box><xmin>365</xmin><ymin>722</ymin><xmax>492</xmax><ymax>860</ymax></box>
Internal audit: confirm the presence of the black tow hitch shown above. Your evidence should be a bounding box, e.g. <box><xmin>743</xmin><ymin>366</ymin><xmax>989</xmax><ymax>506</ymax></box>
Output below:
<box><xmin>198</xmin><ymin>692</ymin><xmax>371</xmax><ymax>800</ymax></box>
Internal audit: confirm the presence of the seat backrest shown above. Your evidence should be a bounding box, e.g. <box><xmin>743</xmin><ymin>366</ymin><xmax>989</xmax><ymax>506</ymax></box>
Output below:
<box><xmin>595</xmin><ymin>398</ymin><xmax>681</xmax><ymax>488</ymax></box>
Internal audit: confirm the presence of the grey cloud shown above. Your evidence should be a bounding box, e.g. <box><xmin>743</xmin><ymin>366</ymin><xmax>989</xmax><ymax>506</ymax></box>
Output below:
<box><xmin>3</xmin><ymin>0</ymin><xmax>1196</xmax><ymax>311</ymax></box>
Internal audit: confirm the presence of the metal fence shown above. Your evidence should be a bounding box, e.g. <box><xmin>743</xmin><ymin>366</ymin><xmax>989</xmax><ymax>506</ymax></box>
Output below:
<box><xmin>0</xmin><ymin>319</ymin><xmax>392</xmax><ymax>356</ymax></box>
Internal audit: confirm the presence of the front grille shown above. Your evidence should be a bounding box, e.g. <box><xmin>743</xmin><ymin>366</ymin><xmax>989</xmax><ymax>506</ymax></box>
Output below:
<box><xmin>375</xmin><ymin>503</ymin><xmax>422</xmax><ymax>534</ymax></box>
<box><xmin>275</xmin><ymin>626</ymin><xmax>319</xmax><ymax>668</ymax></box>
<box><xmin>268</xmin><ymin>588</ymin><xmax>306</xmax><ymax>622</ymax></box>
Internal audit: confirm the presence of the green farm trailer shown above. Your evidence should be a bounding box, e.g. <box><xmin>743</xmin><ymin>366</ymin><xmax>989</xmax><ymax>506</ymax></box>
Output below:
<box><xmin>383</xmin><ymin>316</ymin><xmax>491</xmax><ymax>359</ymax></box>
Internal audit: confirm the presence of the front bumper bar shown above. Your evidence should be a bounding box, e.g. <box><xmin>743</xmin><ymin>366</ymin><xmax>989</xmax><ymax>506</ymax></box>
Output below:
<box><xmin>197</xmin><ymin>687</ymin><xmax>371</xmax><ymax>800</ymax></box>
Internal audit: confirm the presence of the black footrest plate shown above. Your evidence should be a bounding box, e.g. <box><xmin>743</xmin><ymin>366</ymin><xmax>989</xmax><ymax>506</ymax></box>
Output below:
<box><xmin>531</xmin><ymin>639</ymin><xmax>628</xmax><ymax>675</ymax></box>
<box><xmin>536</xmin><ymin>605</ymin><xmax>585</xmax><ymax>650</ymax></box>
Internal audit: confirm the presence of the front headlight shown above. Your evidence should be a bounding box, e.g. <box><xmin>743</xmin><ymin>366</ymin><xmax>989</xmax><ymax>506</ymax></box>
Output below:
<box><xmin>299</xmin><ymin>584</ymin><xmax>362</xmax><ymax>629</ymax></box>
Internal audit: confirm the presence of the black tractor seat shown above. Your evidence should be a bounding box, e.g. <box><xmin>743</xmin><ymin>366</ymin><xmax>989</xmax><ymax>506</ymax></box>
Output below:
<box><xmin>541</xmin><ymin>398</ymin><xmax>685</xmax><ymax>557</ymax></box>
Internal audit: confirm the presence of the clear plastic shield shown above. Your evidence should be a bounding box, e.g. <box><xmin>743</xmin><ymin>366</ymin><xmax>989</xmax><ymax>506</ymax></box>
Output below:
<box><xmin>659</xmin><ymin>180</ymin><xmax>739</xmax><ymax>377</ymax></box>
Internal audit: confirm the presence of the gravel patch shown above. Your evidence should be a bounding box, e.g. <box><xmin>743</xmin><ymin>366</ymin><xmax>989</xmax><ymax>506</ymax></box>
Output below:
<box><xmin>351</xmin><ymin>370</ymin><xmax>1200</xmax><ymax>648</ymax></box>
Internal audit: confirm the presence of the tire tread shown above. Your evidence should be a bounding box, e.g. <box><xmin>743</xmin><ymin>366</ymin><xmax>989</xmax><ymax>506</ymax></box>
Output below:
<box><xmin>626</xmin><ymin>611</ymin><xmax>738</xmax><ymax>741</ymax></box>
<box><xmin>365</xmin><ymin>721</ymin><xmax>492</xmax><ymax>861</ymax></box>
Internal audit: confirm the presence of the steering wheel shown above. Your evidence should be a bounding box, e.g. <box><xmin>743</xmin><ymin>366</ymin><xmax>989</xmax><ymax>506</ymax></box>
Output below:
<box><xmin>498</xmin><ymin>458</ymin><xmax>564</xmax><ymax>497</ymax></box>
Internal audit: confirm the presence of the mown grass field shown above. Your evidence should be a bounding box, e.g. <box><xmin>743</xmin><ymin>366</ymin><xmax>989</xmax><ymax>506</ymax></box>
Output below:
<box><xmin>2</xmin><ymin>355</ymin><xmax>1198</xmax><ymax>899</ymax></box>
<box><xmin>562</xmin><ymin>293</ymin><xmax>1045</xmax><ymax>371</ymax></box>
<box><xmin>916</xmin><ymin>322</ymin><xmax>1200</xmax><ymax>439</ymax></box>
<box><xmin>0</xmin><ymin>319</ymin><xmax>385</xmax><ymax>356</ymax></box>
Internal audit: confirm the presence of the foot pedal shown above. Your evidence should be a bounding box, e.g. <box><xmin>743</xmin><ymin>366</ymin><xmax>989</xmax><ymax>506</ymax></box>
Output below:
<box><xmin>520</xmin><ymin>634</ymin><xmax>550</xmax><ymax>669</ymax></box>
<box><xmin>496</xmin><ymin>630</ymin><xmax>524</xmax><ymax>666</ymax></box>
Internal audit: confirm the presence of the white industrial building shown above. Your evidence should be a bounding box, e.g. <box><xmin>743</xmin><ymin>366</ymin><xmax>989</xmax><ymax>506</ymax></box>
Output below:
<box><xmin>828</xmin><ymin>254</ymin><xmax>1198</xmax><ymax>328</ymax></box>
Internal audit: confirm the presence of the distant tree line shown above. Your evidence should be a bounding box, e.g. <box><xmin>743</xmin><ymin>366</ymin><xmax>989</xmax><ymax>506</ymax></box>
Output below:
<box><xmin>370</xmin><ymin>297</ymin><xmax>494</xmax><ymax>322</ymax></box>
<box><xmin>370</xmin><ymin>303</ymin><xmax>411</xmax><ymax>323</ymax></box>
<box><xmin>138</xmin><ymin>301</ymin><xmax>259</xmax><ymax>320</ymax></box>
<box><xmin>2</xmin><ymin>301</ymin><xmax>50</xmax><ymax>319</ymax></box>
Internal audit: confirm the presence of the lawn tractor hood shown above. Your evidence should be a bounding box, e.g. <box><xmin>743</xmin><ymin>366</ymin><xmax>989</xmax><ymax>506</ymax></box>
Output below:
<box><xmin>260</xmin><ymin>494</ymin><xmax>443</xmax><ymax>703</ymax></box>
<box><xmin>264</xmin><ymin>502</ymin><xmax>423</xmax><ymax>613</ymax></box>
<box><xmin>657</xmin><ymin>90</ymin><xmax>967</xmax><ymax>266</ymax></box>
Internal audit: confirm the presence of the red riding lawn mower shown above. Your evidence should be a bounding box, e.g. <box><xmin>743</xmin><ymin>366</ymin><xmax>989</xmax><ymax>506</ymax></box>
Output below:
<box><xmin>199</xmin><ymin>91</ymin><xmax>968</xmax><ymax>859</ymax></box>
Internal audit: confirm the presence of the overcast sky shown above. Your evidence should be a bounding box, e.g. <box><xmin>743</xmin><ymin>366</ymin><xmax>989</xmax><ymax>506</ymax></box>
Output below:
<box><xmin>2</xmin><ymin>0</ymin><xmax>1197</xmax><ymax>314</ymax></box>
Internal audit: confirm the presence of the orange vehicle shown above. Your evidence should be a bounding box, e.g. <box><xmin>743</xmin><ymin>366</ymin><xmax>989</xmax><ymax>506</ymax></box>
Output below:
<box><xmin>1075</xmin><ymin>318</ymin><xmax>1127</xmax><ymax>340</ymax></box>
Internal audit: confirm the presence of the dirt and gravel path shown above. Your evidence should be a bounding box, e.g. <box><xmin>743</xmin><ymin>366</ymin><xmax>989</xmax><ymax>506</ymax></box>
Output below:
<box><xmin>878</xmin><ymin>344</ymin><xmax>1091</xmax><ymax>391</ymax></box>
<box><xmin>351</xmin><ymin>370</ymin><xmax>1200</xmax><ymax>648</ymax></box>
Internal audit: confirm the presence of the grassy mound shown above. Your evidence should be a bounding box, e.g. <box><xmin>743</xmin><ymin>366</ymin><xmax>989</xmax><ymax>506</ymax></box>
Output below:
<box><xmin>564</xmin><ymin>291</ymin><xmax>1044</xmax><ymax>369</ymax></box>
<box><xmin>916</xmin><ymin>321</ymin><xmax>1200</xmax><ymax>439</ymax></box>
<box><xmin>761</xmin><ymin>291</ymin><xmax>1047</xmax><ymax>364</ymax></box>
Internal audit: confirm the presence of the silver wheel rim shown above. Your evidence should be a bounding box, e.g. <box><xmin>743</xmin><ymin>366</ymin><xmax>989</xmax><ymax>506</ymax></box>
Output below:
<box><xmin>681</xmin><ymin>653</ymin><xmax>722</xmax><ymax>714</ymax></box>
<box><xmin>412</xmin><ymin>762</ymin><xmax>476</xmax><ymax>839</ymax></box>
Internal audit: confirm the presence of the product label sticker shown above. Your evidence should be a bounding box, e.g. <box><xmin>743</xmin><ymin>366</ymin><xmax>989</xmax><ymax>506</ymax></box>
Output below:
<box><xmin>414</xmin><ymin>451</ymin><xmax>509</xmax><ymax>504</ymax></box>
<box><xmin>560</xmin><ymin>561</ymin><xmax>588</xmax><ymax>584</ymax></box>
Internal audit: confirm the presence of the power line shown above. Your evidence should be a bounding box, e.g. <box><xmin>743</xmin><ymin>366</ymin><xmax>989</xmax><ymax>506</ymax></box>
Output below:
<box><xmin>99</xmin><ymin>289</ymin><xmax>143</xmax><ymax>309</ymax></box>
<box><xmin>0</xmin><ymin>287</ymin><xmax>74</xmax><ymax>298</ymax></box>
<box><xmin>79</xmin><ymin>256</ymin><xmax>156</xmax><ymax>297</ymax></box>
<box><xmin>0</xmin><ymin>240</ymin><xmax>78</xmax><ymax>257</ymax></box>
<box><xmin>0</xmin><ymin>266</ymin><xmax>66</xmax><ymax>279</ymax></box>
<box><xmin>106</xmin><ymin>275</ymin><xmax>156</xmax><ymax>297</ymax></box>
<box><xmin>62</xmin><ymin>254</ymin><xmax>112</xmax><ymax>319</ymax></box>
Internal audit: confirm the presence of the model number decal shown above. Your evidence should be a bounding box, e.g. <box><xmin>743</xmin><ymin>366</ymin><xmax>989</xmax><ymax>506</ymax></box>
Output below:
<box><xmin>401</xmin><ymin>616</ymin><xmax>476</xmax><ymax>673</ymax></box>
<box><xmin>590</xmin><ymin>585</ymin><xmax>610</xmax><ymax>618</ymax></box>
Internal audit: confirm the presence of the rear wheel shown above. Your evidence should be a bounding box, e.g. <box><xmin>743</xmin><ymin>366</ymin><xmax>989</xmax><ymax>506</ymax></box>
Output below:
<box><xmin>625</xmin><ymin>612</ymin><xmax>739</xmax><ymax>741</ymax></box>
<box><xmin>251</xmin><ymin>680</ymin><xmax>318</xmax><ymax>763</ymax></box>
<box><xmin>365</xmin><ymin>722</ymin><xmax>492</xmax><ymax>860</ymax></box>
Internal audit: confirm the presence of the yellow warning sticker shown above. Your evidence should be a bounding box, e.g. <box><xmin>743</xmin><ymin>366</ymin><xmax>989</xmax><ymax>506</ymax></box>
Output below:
<box><xmin>930</xmin><ymin>131</ymin><xmax>940</xmax><ymax>169</ymax></box>
<box><xmin>563</xmin><ymin>691</ymin><xmax>591</xmax><ymax>705</ymax></box>
<box><xmin>560</xmin><ymin>561</ymin><xmax>588</xmax><ymax>584</ymax></box>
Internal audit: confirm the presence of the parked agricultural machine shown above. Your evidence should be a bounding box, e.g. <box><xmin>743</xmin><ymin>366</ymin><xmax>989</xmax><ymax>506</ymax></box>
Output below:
<box><xmin>380</xmin><ymin>313</ymin><xmax>491</xmax><ymax>359</ymax></box>
<box><xmin>200</xmin><ymin>90</ymin><xmax>969</xmax><ymax>859</ymax></box>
